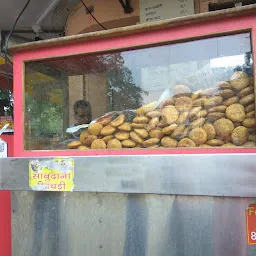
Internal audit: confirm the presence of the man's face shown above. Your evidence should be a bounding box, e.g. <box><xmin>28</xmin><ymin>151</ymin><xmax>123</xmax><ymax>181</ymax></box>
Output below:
<box><xmin>74</xmin><ymin>107</ymin><xmax>90</xmax><ymax>125</ymax></box>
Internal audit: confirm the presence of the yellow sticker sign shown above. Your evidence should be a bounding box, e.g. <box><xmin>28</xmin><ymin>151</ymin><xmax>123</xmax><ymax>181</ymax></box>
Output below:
<box><xmin>29</xmin><ymin>158</ymin><xmax>74</xmax><ymax>191</ymax></box>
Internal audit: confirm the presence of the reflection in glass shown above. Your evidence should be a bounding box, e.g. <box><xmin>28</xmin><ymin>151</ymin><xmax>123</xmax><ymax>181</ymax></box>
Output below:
<box><xmin>24</xmin><ymin>32</ymin><xmax>254</xmax><ymax>150</ymax></box>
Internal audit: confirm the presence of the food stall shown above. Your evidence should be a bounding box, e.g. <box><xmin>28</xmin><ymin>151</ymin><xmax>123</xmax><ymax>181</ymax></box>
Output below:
<box><xmin>0</xmin><ymin>57</ymin><xmax>14</xmax><ymax>153</ymax></box>
<box><xmin>0</xmin><ymin>58</ymin><xmax>13</xmax><ymax>256</ymax></box>
<box><xmin>5</xmin><ymin>4</ymin><xmax>256</xmax><ymax>255</ymax></box>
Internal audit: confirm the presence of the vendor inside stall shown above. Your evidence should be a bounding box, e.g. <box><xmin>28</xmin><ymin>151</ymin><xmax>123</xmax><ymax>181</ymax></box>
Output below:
<box><xmin>73</xmin><ymin>100</ymin><xmax>92</xmax><ymax>126</ymax></box>
<box><xmin>71</xmin><ymin>99</ymin><xmax>92</xmax><ymax>139</ymax></box>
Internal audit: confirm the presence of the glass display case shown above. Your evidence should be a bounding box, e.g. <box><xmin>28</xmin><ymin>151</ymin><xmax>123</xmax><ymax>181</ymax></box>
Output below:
<box><xmin>12</xmin><ymin>11</ymin><xmax>256</xmax><ymax>156</ymax></box>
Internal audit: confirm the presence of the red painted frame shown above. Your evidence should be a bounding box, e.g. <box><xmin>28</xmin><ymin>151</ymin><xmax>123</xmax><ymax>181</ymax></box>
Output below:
<box><xmin>0</xmin><ymin>135</ymin><xmax>13</xmax><ymax>256</ymax></box>
<box><xmin>13</xmin><ymin>14</ymin><xmax>256</xmax><ymax>157</ymax></box>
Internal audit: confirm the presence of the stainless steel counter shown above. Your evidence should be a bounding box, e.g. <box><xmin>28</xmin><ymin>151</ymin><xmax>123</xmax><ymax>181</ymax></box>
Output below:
<box><xmin>12</xmin><ymin>192</ymin><xmax>256</xmax><ymax>256</ymax></box>
<box><xmin>1</xmin><ymin>154</ymin><xmax>256</xmax><ymax>196</ymax></box>
<box><xmin>4</xmin><ymin>154</ymin><xmax>256</xmax><ymax>256</ymax></box>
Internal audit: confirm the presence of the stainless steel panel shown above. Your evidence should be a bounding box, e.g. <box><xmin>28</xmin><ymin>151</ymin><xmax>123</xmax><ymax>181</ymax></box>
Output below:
<box><xmin>1</xmin><ymin>154</ymin><xmax>256</xmax><ymax>196</ymax></box>
<box><xmin>12</xmin><ymin>191</ymin><xmax>256</xmax><ymax>256</ymax></box>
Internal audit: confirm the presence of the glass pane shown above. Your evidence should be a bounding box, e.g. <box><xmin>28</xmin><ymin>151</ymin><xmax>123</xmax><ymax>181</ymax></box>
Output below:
<box><xmin>24</xmin><ymin>32</ymin><xmax>255</xmax><ymax>151</ymax></box>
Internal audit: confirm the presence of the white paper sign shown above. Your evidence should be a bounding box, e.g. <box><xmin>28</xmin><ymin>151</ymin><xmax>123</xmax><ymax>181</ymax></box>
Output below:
<box><xmin>140</xmin><ymin>0</ymin><xmax>195</xmax><ymax>23</ymax></box>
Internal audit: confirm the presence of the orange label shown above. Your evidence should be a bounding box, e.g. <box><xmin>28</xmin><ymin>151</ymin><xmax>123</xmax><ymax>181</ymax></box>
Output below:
<box><xmin>246</xmin><ymin>204</ymin><xmax>256</xmax><ymax>245</ymax></box>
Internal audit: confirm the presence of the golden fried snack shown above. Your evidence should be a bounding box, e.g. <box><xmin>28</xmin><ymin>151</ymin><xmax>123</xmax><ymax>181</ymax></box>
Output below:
<box><xmin>160</xmin><ymin>98</ymin><xmax>176</xmax><ymax>109</ymax></box>
<box><xmin>88</xmin><ymin>123</ymin><xmax>103</xmax><ymax>136</ymax></box>
<box><xmin>134</xmin><ymin>129</ymin><xmax>148</xmax><ymax>139</ymax></box>
<box><xmin>101</xmin><ymin>125</ymin><xmax>116</xmax><ymax>136</ymax></box>
<box><xmin>161</xmin><ymin>137</ymin><xmax>178</xmax><ymax>147</ymax></box>
<box><xmin>118</xmin><ymin>122</ymin><xmax>132</xmax><ymax>132</ymax></box>
<box><xmin>191</xmin><ymin>117</ymin><xmax>205</xmax><ymax>129</ymax></box>
<box><xmin>203</xmin><ymin>123</ymin><xmax>216</xmax><ymax>140</ymax></box>
<box><xmin>78</xmin><ymin>145</ymin><xmax>89</xmax><ymax>150</ymax></box>
<box><xmin>114</xmin><ymin>132</ymin><xmax>129</xmax><ymax>141</ymax></box>
<box><xmin>162</xmin><ymin>124</ymin><xmax>178</xmax><ymax>135</ymax></box>
<box><xmin>246</xmin><ymin>111</ymin><xmax>255</xmax><ymax>118</ymax></box>
<box><xmin>220</xmin><ymin>143</ymin><xmax>237</xmax><ymax>148</ymax></box>
<box><xmin>102</xmin><ymin>135</ymin><xmax>115</xmax><ymax>144</ymax></box>
<box><xmin>193</xmin><ymin>97</ymin><xmax>207</xmax><ymax>107</ymax></box>
<box><xmin>130</xmin><ymin>131</ymin><xmax>144</xmax><ymax>144</ymax></box>
<box><xmin>238</xmin><ymin>86</ymin><xmax>254</xmax><ymax>98</ymax></box>
<box><xmin>68</xmin><ymin>141</ymin><xmax>82</xmax><ymax>149</ymax></box>
<box><xmin>149</xmin><ymin>129</ymin><xmax>164</xmax><ymax>139</ymax></box>
<box><xmin>145</xmin><ymin>124</ymin><xmax>156</xmax><ymax>132</ymax></box>
<box><xmin>206</xmin><ymin>139</ymin><xmax>224</xmax><ymax>146</ymax></box>
<box><xmin>191</xmin><ymin>110</ymin><xmax>208</xmax><ymax>121</ymax></box>
<box><xmin>191</xmin><ymin>90</ymin><xmax>202</xmax><ymax>100</ymax></box>
<box><xmin>239</xmin><ymin>93</ymin><xmax>255</xmax><ymax>106</ymax></box>
<box><xmin>230</xmin><ymin>71</ymin><xmax>250</xmax><ymax>90</ymax></box>
<box><xmin>121</xmin><ymin>139</ymin><xmax>137</xmax><ymax>148</ymax></box>
<box><xmin>171</xmin><ymin>125</ymin><xmax>186</xmax><ymax>140</ymax></box>
<box><xmin>100</xmin><ymin>119</ymin><xmax>111</xmax><ymax>126</ymax></box>
<box><xmin>143</xmin><ymin>138</ymin><xmax>160</xmax><ymax>147</ymax></box>
<box><xmin>149</xmin><ymin>117</ymin><xmax>160</xmax><ymax>127</ymax></box>
<box><xmin>200</xmin><ymin>144</ymin><xmax>212</xmax><ymax>148</ymax></box>
<box><xmin>215</xmin><ymin>135</ymin><xmax>231</xmax><ymax>143</ymax></box>
<box><xmin>208</xmin><ymin>105</ymin><xmax>227</xmax><ymax>113</ymax></box>
<box><xmin>189</xmin><ymin>106</ymin><xmax>202</xmax><ymax>118</ymax></box>
<box><xmin>217</xmin><ymin>81</ymin><xmax>232</xmax><ymax>89</ymax></box>
<box><xmin>223</xmin><ymin>96</ymin><xmax>239</xmax><ymax>106</ymax></box>
<box><xmin>177</xmin><ymin>111</ymin><xmax>189</xmax><ymax>124</ymax></box>
<box><xmin>198</xmin><ymin>110</ymin><xmax>208</xmax><ymax>118</ymax></box>
<box><xmin>242</xmin><ymin>118</ymin><xmax>256</xmax><ymax>128</ymax></box>
<box><xmin>161</xmin><ymin>105</ymin><xmax>179</xmax><ymax>124</ymax></box>
<box><xmin>174</xmin><ymin>85</ymin><xmax>191</xmax><ymax>96</ymax></box>
<box><xmin>110</xmin><ymin>114</ymin><xmax>125</xmax><ymax>127</ymax></box>
<box><xmin>189</xmin><ymin>128</ymin><xmax>207</xmax><ymax>146</ymax></box>
<box><xmin>178</xmin><ymin>138</ymin><xmax>196</xmax><ymax>147</ymax></box>
<box><xmin>148</xmin><ymin>145</ymin><xmax>160</xmax><ymax>149</ymax></box>
<box><xmin>91</xmin><ymin>139</ymin><xmax>107</xmax><ymax>149</ymax></box>
<box><xmin>136</xmin><ymin>101</ymin><xmax>157</xmax><ymax>115</ymax></box>
<box><xmin>83</xmin><ymin>135</ymin><xmax>98</xmax><ymax>147</ymax></box>
<box><xmin>131</xmin><ymin>123</ymin><xmax>146</xmax><ymax>129</ymax></box>
<box><xmin>133</xmin><ymin>116</ymin><xmax>149</xmax><ymax>124</ymax></box>
<box><xmin>107</xmin><ymin>139</ymin><xmax>122</xmax><ymax>149</ymax></box>
<box><xmin>214</xmin><ymin>118</ymin><xmax>234</xmax><ymax>137</ymax></box>
<box><xmin>175</xmin><ymin>97</ymin><xmax>193</xmax><ymax>112</ymax></box>
<box><xmin>245</xmin><ymin>103</ymin><xmax>255</xmax><ymax>113</ymax></box>
<box><xmin>80</xmin><ymin>130</ymin><xmax>90</xmax><ymax>144</ymax></box>
<box><xmin>242</xmin><ymin>141</ymin><xmax>256</xmax><ymax>147</ymax></box>
<box><xmin>231</xmin><ymin>126</ymin><xmax>249</xmax><ymax>146</ymax></box>
<box><xmin>157</xmin><ymin>119</ymin><xmax>168</xmax><ymax>128</ymax></box>
<box><xmin>207</xmin><ymin>112</ymin><xmax>225</xmax><ymax>122</ymax></box>
<box><xmin>218</xmin><ymin>89</ymin><xmax>234</xmax><ymax>99</ymax></box>
<box><xmin>146</xmin><ymin>110</ymin><xmax>161</xmax><ymax>118</ymax></box>
<box><xmin>204</xmin><ymin>96</ymin><xmax>223</xmax><ymax>109</ymax></box>
<box><xmin>225</xmin><ymin>103</ymin><xmax>245</xmax><ymax>122</ymax></box>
